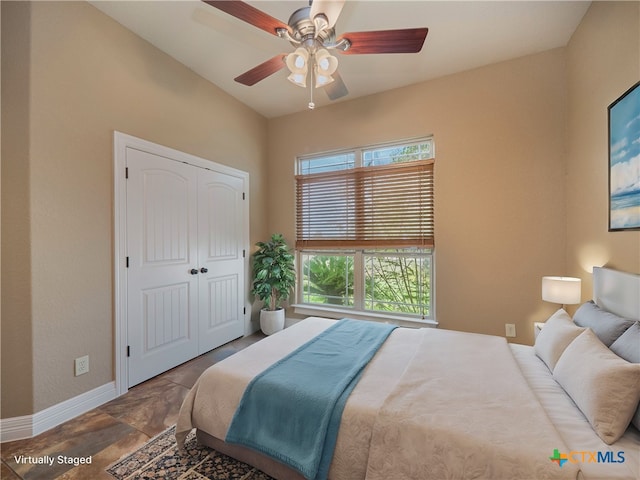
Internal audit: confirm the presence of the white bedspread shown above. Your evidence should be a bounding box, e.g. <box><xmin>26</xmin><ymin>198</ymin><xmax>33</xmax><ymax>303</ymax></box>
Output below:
<box><xmin>365</xmin><ymin>328</ymin><xmax>578</xmax><ymax>480</ymax></box>
<box><xmin>176</xmin><ymin>318</ymin><xmax>584</xmax><ymax>479</ymax></box>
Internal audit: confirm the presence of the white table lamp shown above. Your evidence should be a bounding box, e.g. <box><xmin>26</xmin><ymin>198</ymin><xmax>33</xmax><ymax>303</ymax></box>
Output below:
<box><xmin>542</xmin><ymin>276</ymin><xmax>582</xmax><ymax>308</ymax></box>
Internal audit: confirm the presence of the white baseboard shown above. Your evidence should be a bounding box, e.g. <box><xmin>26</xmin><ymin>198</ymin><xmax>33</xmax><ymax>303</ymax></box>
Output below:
<box><xmin>0</xmin><ymin>382</ymin><xmax>117</xmax><ymax>443</ymax></box>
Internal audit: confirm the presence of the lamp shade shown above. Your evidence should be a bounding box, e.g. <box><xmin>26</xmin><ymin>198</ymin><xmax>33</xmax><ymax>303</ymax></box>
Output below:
<box><xmin>315</xmin><ymin>73</ymin><xmax>334</xmax><ymax>87</ymax></box>
<box><xmin>287</xmin><ymin>72</ymin><xmax>307</xmax><ymax>88</ymax></box>
<box><xmin>315</xmin><ymin>48</ymin><xmax>338</xmax><ymax>76</ymax></box>
<box><xmin>542</xmin><ymin>276</ymin><xmax>582</xmax><ymax>305</ymax></box>
<box><xmin>286</xmin><ymin>48</ymin><xmax>309</xmax><ymax>74</ymax></box>
<box><xmin>286</xmin><ymin>47</ymin><xmax>309</xmax><ymax>88</ymax></box>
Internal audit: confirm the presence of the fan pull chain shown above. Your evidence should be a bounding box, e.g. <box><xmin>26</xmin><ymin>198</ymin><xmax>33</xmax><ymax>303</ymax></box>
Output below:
<box><xmin>308</xmin><ymin>59</ymin><xmax>315</xmax><ymax>110</ymax></box>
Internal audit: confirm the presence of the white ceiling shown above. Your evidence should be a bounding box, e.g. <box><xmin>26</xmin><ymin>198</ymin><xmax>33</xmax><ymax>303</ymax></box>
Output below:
<box><xmin>90</xmin><ymin>1</ymin><xmax>590</xmax><ymax>118</ymax></box>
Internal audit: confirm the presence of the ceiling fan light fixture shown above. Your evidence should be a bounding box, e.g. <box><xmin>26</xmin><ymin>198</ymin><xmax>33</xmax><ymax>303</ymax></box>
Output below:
<box><xmin>315</xmin><ymin>73</ymin><xmax>335</xmax><ymax>88</ymax></box>
<box><xmin>315</xmin><ymin>48</ymin><xmax>338</xmax><ymax>76</ymax></box>
<box><xmin>287</xmin><ymin>72</ymin><xmax>307</xmax><ymax>88</ymax></box>
<box><xmin>286</xmin><ymin>47</ymin><xmax>309</xmax><ymax>74</ymax></box>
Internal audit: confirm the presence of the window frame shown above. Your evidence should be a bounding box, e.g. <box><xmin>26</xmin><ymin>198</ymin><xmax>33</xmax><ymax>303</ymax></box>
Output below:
<box><xmin>293</xmin><ymin>137</ymin><xmax>436</xmax><ymax>325</ymax></box>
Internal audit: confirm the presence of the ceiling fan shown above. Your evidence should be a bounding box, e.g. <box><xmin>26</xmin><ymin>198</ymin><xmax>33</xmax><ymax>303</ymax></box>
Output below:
<box><xmin>203</xmin><ymin>0</ymin><xmax>428</xmax><ymax>109</ymax></box>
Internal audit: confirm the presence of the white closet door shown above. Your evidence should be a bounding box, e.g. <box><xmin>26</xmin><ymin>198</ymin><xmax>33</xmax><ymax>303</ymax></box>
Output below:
<box><xmin>126</xmin><ymin>148</ymin><xmax>199</xmax><ymax>386</ymax></box>
<box><xmin>197</xmin><ymin>171</ymin><xmax>245</xmax><ymax>353</ymax></box>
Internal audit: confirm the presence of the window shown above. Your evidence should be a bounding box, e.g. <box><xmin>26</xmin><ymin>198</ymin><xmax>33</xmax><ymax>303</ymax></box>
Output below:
<box><xmin>295</xmin><ymin>138</ymin><xmax>434</xmax><ymax>321</ymax></box>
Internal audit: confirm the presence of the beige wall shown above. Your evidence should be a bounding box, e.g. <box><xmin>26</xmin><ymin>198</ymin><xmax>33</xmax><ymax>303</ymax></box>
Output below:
<box><xmin>565</xmin><ymin>1</ymin><xmax>640</xmax><ymax>295</ymax></box>
<box><xmin>1</xmin><ymin>1</ymin><xmax>268</xmax><ymax>417</ymax></box>
<box><xmin>1</xmin><ymin>1</ymin><xmax>34</xmax><ymax>416</ymax></box>
<box><xmin>268</xmin><ymin>48</ymin><xmax>569</xmax><ymax>344</ymax></box>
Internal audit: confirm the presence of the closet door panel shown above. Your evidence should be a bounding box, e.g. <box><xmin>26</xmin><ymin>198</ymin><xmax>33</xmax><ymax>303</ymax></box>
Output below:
<box><xmin>126</xmin><ymin>148</ymin><xmax>199</xmax><ymax>387</ymax></box>
<box><xmin>198</xmin><ymin>171</ymin><xmax>245</xmax><ymax>353</ymax></box>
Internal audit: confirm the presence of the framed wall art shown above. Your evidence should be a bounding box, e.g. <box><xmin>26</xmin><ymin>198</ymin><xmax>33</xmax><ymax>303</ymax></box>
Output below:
<box><xmin>608</xmin><ymin>81</ymin><xmax>640</xmax><ymax>231</ymax></box>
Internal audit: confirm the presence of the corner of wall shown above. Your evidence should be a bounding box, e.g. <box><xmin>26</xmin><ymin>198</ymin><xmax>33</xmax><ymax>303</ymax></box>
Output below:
<box><xmin>1</xmin><ymin>0</ymin><xmax>35</xmax><ymax>419</ymax></box>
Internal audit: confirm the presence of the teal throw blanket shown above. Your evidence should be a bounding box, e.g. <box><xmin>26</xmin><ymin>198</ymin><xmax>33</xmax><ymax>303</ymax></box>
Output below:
<box><xmin>225</xmin><ymin>319</ymin><xmax>397</xmax><ymax>480</ymax></box>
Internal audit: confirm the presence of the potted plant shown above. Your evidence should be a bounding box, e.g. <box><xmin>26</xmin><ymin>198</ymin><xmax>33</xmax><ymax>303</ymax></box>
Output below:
<box><xmin>251</xmin><ymin>233</ymin><xmax>296</xmax><ymax>335</ymax></box>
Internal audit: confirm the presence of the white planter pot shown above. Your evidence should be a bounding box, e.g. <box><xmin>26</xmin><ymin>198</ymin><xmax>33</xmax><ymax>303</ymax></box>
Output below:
<box><xmin>260</xmin><ymin>308</ymin><xmax>285</xmax><ymax>335</ymax></box>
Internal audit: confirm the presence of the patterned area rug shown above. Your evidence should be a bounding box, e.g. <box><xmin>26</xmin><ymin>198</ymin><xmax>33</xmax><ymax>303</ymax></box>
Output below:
<box><xmin>106</xmin><ymin>426</ymin><xmax>274</xmax><ymax>480</ymax></box>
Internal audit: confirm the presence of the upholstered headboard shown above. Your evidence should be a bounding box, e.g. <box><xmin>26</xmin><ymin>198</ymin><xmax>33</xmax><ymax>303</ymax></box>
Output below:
<box><xmin>593</xmin><ymin>267</ymin><xmax>640</xmax><ymax>321</ymax></box>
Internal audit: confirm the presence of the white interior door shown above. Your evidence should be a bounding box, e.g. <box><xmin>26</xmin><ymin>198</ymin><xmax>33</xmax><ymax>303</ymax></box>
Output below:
<box><xmin>197</xmin><ymin>171</ymin><xmax>245</xmax><ymax>353</ymax></box>
<box><xmin>126</xmin><ymin>148</ymin><xmax>199</xmax><ymax>386</ymax></box>
<box><xmin>115</xmin><ymin>132</ymin><xmax>250</xmax><ymax>394</ymax></box>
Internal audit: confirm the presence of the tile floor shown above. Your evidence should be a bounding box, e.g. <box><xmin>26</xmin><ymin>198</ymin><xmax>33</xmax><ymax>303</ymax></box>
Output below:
<box><xmin>0</xmin><ymin>332</ymin><xmax>266</xmax><ymax>480</ymax></box>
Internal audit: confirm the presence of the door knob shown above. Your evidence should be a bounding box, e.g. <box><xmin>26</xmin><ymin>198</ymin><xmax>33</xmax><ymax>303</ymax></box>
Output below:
<box><xmin>190</xmin><ymin>268</ymin><xmax>199</xmax><ymax>275</ymax></box>
<box><xmin>200</xmin><ymin>267</ymin><xmax>208</xmax><ymax>273</ymax></box>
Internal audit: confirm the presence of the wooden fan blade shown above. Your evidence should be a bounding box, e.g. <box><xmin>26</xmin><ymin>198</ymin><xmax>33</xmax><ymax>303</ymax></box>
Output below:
<box><xmin>337</xmin><ymin>28</ymin><xmax>428</xmax><ymax>55</ymax></box>
<box><xmin>202</xmin><ymin>0</ymin><xmax>290</xmax><ymax>36</ymax></box>
<box><xmin>323</xmin><ymin>71</ymin><xmax>349</xmax><ymax>100</ymax></box>
<box><xmin>234</xmin><ymin>54</ymin><xmax>287</xmax><ymax>86</ymax></box>
<box><xmin>310</xmin><ymin>0</ymin><xmax>345</xmax><ymax>28</ymax></box>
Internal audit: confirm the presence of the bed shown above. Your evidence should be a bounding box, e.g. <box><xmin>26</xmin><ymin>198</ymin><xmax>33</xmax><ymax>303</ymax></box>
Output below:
<box><xmin>176</xmin><ymin>267</ymin><xmax>640</xmax><ymax>480</ymax></box>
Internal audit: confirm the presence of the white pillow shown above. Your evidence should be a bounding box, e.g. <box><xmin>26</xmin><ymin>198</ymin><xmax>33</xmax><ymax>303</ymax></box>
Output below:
<box><xmin>534</xmin><ymin>309</ymin><xmax>585</xmax><ymax>372</ymax></box>
<box><xmin>610</xmin><ymin>322</ymin><xmax>640</xmax><ymax>430</ymax></box>
<box><xmin>553</xmin><ymin>329</ymin><xmax>640</xmax><ymax>444</ymax></box>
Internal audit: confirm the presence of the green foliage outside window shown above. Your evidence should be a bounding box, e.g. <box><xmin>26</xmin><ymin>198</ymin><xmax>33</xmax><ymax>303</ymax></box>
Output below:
<box><xmin>301</xmin><ymin>252</ymin><xmax>431</xmax><ymax>316</ymax></box>
<box><xmin>302</xmin><ymin>255</ymin><xmax>354</xmax><ymax>306</ymax></box>
<box><xmin>364</xmin><ymin>254</ymin><xmax>430</xmax><ymax>315</ymax></box>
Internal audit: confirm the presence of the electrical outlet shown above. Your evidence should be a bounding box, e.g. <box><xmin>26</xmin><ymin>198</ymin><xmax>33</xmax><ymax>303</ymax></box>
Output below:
<box><xmin>505</xmin><ymin>324</ymin><xmax>516</xmax><ymax>338</ymax></box>
<box><xmin>75</xmin><ymin>355</ymin><xmax>89</xmax><ymax>376</ymax></box>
